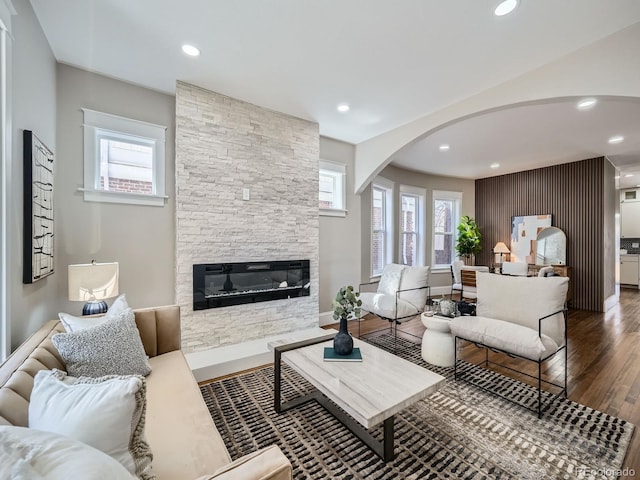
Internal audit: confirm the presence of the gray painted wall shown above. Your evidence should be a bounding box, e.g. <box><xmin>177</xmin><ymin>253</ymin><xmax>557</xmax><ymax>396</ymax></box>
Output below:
<box><xmin>318</xmin><ymin>137</ymin><xmax>361</xmax><ymax>315</ymax></box>
<box><xmin>360</xmin><ymin>164</ymin><xmax>475</xmax><ymax>291</ymax></box>
<box><xmin>10</xmin><ymin>0</ymin><xmax>58</xmax><ymax>349</ymax></box>
<box><xmin>55</xmin><ymin>64</ymin><xmax>176</xmax><ymax>316</ymax></box>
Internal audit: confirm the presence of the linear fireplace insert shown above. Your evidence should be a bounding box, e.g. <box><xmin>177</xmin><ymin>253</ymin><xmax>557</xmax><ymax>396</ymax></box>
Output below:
<box><xmin>193</xmin><ymin>260</ymin><xmax>310</xmax><ymax>310</ymax></box>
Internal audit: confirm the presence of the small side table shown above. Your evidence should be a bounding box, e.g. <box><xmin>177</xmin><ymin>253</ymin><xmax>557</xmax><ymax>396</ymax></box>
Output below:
<box><xmin>420</xmin><ymin>313</ymin><xmax>455</xmax><ymax>367</ymax></box>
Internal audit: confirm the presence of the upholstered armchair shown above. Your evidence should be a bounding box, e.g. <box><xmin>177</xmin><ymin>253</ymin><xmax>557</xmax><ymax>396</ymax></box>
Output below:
<box><xmin>358</xmin><ymin>264</ymin><xmax>430</xmax><ymax>340</ymax></box>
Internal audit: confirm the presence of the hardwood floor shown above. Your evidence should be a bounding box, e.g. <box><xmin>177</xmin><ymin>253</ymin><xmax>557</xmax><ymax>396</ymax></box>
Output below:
<box><xmin>325</xmin><ymin>288</ymin><xmax>640</xmax><ymax>476</ymax></box>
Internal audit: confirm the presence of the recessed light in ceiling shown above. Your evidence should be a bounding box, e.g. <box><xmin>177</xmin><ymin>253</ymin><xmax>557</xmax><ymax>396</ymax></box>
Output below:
<box><xmin>439</xmin><ymin>144</ymin><xmax>450</xmax><ymax>151</ymax></box>
<box><xmin>337</xmin><ymin>103</ymin><xmax>350</xmax><ymax>113</ymax></box>
<box><xmin>494</xmin><ymin>0</ymin><xmax>518</xmax><ymax>16</ymax></box>
<box><xmin>608</xmin><ymin>135</ymin><xmax>624</xmax><ymax>144</ymax></box>
<box><xmin>490</xmin><ymin>163</ymin><xmax>500</xmax><ymax>169</ymax></box>
<box><xmin>181</xmin><ymin>44</ymin><xmax>200</xmax><ymax>57</ymax></box>
<box><xmin>624</xmin><ymin>174</ymin><xmax>634</xmax><ymax>178</ymax></box>
<box><xmin>577</xmin><ymin>98</ymin><xmax>597</xmax><ymax>110</ymax></box>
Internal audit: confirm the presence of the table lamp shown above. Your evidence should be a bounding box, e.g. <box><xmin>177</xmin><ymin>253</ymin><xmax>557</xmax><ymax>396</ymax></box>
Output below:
<box><xmin>68</xmin><ymin>261</ymin><xmax>119</xmax><ymax>315</ymax></box>
<box><xmin>493</xmin><ymin>242</ymin><xmax>511</xmax><ymax>271</ymax></box>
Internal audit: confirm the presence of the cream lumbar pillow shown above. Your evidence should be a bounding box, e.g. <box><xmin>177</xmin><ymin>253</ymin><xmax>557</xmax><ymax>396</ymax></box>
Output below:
<box><xmin>29</xmin><ymin>369</ymin><xmax>154</xmax><ymax>480</ymax></box>
<box><xmin>0</xmin><ymin>425</ymin><xmax>136</xmax><ymax>480</ymax></box>
<box><xmin>59</xmin><ymin>294</ymin><xmax>130</xmax><ymax>332</ymax></box>
<box><xmin>52</xmin><ymin>308</ymin><xmax>151</xmax><ymax>378</ymax></box>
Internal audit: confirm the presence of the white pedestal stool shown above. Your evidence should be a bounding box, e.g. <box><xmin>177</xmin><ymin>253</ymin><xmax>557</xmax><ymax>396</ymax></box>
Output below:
<box><xmin>420</xmin><ymin>313</ymin><xmax>455</xmax><ymax>367</ymax></box>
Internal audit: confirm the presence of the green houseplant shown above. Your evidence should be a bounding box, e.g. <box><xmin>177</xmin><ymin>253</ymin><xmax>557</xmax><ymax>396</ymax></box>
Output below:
<box><xmin>456</xmin><ymin>215</ymin><xmax>482</xmax><ymax>265</ymax></box>
<box><xmin>332</xmin><ymin>286</ymin><xmax>362</xmax><ymax>355</ymax></box>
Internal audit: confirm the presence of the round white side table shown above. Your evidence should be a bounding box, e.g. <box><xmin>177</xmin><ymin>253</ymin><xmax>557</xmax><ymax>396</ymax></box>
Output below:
<box><xmin>420</xmin><ymin>313</ymin><xmax>455</xmax><ymax>367</ymax></box>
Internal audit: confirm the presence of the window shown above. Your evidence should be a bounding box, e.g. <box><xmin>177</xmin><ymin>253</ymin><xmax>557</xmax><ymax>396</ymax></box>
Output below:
<box><xmin>400</xmin><ymin>185</ymin><xmax>426</xmax><ymax>266</ymax></box>
<box><xmin>82</xmin><ymin>109</ymin><xmax>167</xmax><ymax>206</ymax></box>
<box><xmin>433</xmin><ymin>191</ymin><xmax>462</xmax><ymax>268</ymax></box>
<box><xmin>319</xmin><ymin>160</ymin><xmax>346</xmax><ymax>216</ymax></box>
<box><xmin>371</xmin><ymin>179</ymin><xmax>393</xmax><ymax>277</ymax></box>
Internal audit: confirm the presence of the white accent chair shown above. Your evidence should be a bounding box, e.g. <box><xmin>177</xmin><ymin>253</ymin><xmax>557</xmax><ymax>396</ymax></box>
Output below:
<box><xmin>501</xmin><ymin>261</ymin><xmax>528</xmax><ymax>276</ymax></box>
<box><xmin>359</xmin><ymin>264</ymin><xmax>430</xmax><ymax>340</ymax></box>
<box><xmin>450</xmin><ymin>272</ymin><xmax>568</xmax><ymax>418</ymax></box>
<box><xmin>450</xmin><ymin>260</ymin><xmax>465</xmax><ymax>300</ymax></box>
<box><xmin>460</xmin><ymin>265</ymin><xmax>490</xmax><ymax>301</ymax></box>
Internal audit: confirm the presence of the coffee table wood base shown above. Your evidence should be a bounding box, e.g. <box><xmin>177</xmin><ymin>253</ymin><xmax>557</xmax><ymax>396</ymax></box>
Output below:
<box><xmin>274</xmin><ymin>337</ymin><xmax>396</xmax><ymax>463</ymax></box>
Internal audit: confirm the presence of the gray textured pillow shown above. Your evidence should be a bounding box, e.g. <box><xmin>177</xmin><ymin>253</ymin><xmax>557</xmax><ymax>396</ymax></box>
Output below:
<box><xmin>53</xmin><ymin>309</ymin><xmax>151</xmax><ymax>377</ymax></box>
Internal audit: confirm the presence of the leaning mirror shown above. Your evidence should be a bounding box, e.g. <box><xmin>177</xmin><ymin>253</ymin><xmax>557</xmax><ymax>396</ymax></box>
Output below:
<box><xmin>535</xmin><ymin>227</ymin><xmax>566</xmax><ymax>266</ymax></box>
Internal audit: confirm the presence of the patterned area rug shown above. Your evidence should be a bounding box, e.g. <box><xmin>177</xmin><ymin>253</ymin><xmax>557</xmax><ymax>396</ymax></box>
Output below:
<box><xmin>200</xmin><ymin>334</ymin><xmax>634</xmax><ymax>479</ymax></box>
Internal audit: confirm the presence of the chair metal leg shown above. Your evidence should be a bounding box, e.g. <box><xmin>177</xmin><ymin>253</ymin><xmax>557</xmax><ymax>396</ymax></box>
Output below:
<box><xmin>454</xmin><ymin>336</ymin><xmax>459</xmax><ymax>380</ymax></box>
<box><xmin>537</xmin><ymin>360</ymin><xmax>542</xmax><ymax>419</ymax></box>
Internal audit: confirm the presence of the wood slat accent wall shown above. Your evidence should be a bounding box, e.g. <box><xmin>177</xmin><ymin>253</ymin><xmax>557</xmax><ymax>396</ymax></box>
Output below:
<box><xmin>475</xmin><ymin>157</ymin><xmax>605</xmax><ymax>311</ymax></box>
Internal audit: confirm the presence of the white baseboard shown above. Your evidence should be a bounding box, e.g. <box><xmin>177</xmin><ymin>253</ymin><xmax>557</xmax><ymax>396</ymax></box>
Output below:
<box><xmin>430</xmin><ymin>286</ymin><xmax>452</xmax><ymax>297</ymax></box>
<box><xmin>604</xmin><ymin>294</ymin><xmax>619</xmax><ymax>312</ymax></box>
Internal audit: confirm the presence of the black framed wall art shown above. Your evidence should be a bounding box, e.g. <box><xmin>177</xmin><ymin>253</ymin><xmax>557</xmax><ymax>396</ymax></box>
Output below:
<box><xmin>23</xmin><ymin>130</ymin><xmax>55</xmax><ymax>283</ymax></box>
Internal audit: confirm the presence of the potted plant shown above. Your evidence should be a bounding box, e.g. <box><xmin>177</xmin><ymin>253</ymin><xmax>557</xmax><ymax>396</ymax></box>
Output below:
<box><xmin>456</xmin><ymin>215</ymin><xmax>482</xmax><ymax>265</ymax></box>
<box><xmin>332</xmin><ymin>286</ymin><xmax>362</xmax><ymax>355</ymax></box>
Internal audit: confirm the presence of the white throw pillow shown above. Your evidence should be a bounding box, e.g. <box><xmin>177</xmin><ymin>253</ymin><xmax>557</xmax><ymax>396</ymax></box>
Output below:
<box><xmin>59</xmin><ymin>294</ymin><xmax>130</xmax><ymax>332</ymax></box>
<box><xmin>398</xmin><ymin>265</ymin><xmax>430</xmax><ymax>309</ymax></box>
<box><xmin>476</xmin><ymin>273</ymin><xmax>568</xmax><ymax>347</ymax></box>
<box><xmin>29</xmin><ymin>370</ymin><xmax>154</xmax><ymax>480</ymax></box>
<box><xmin>52</xmin><ymin>308</ymin><xmax>151</xmax><ymax>378</ymax></box>
<box><xmin>377</xmin><ymin>263</ymin><xmax>405</xmax><ymax>295</ymax></box>
<box><xmin>0</xmin><ymin>425</ymin><xmax>136</xmax><ymax>480</ymax></box>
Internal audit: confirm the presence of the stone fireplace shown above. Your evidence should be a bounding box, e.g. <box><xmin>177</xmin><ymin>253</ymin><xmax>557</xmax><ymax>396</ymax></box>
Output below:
<box><xmin>175</xmin><ymin>82</ymin><xmax>319</xmax><ymax>353</ymax></box>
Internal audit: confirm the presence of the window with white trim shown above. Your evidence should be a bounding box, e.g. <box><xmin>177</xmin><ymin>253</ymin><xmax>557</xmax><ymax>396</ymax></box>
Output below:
<box><xmin>400</xmin><ymin>185</ymin><xmax>426</xmax><ymax>266</ymax></box>
<box><xmin>433</xmin><ymin>190</ymin><xmax>462</xmax><ymax>268</ymax></box>
<box><xmin>371</xmin><ymin>179</ymin><xmax>393</xmax><ymax>277</ymax></box>
<box><xmin>319</xmin><ymin>160</ymin><xmax>346</xmax><ymax>217</ymax></box>
<box><xmin>82</xmin><ymin>109</ymin><xmax>167</xmax><ymax>206</ymax></box>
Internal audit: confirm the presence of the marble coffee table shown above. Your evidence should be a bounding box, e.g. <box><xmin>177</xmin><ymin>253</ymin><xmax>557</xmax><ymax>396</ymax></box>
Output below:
<box><xmin>269</xmin><ymin>334</ymin><xmax>445</xmax><ymax>462</ymax></box>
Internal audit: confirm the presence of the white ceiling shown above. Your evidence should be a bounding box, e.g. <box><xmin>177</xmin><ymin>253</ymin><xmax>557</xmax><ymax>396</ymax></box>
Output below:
<box><xmin>30</xmin><ymin>0</ymin><xmax>640</xmax><ymax>185</ymax></box>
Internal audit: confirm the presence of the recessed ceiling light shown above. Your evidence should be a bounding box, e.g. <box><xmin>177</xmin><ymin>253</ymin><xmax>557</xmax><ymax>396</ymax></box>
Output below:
<box><xmin>181</xmin><ymin>44</ymin><xmax>200</xmax><ymax>57</ymax></box>
<box><xmin>608</xmin><ymin>135</ymin><xmax>624</xmax><ymax>144</ymax></box>
<box><xmin>615</xmin><ymin>175</ymin><xmax>620</xmax><ymax>179</ymax></box>
<box><xmin>577</xmin><ymin>98</ymin><xmax>597</xmax><ymax>110</ymax></box>
<box><xmin>494</xmin><ymin>0</ymin><xmax>518</xmax><ymax>16</ymax></box>
<box><xmin>490</xmin><ymin>163</ymin><xmax>500</xmax><ymax>169</ymax></box>
<box><xmin>624</xmin><ymin>174</ymin><xmax>634</xmax><ymax>178</ymax></box>
<box><xmin>337</xmin><ymin>103</ymin><xmax>350</xmax><ymax>113</ymax></box>
<box><xmin>439</xmin><ymin>144</ymin><xmax>450</xmax><ymax>151</ymax></box>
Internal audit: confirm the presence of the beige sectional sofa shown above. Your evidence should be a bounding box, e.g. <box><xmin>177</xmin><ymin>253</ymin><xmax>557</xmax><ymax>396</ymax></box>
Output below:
<box><xmin>0</xmin><ymin>305</ymin><xmax>292</xmax><ymax>480</ymax></box>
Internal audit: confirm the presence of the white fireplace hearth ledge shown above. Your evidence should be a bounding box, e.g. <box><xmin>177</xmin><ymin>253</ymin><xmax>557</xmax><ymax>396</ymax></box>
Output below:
<box><xmin>186</xmin><ymin>327</ymin><xmax>338</xmax><ymax>382</ymax></box>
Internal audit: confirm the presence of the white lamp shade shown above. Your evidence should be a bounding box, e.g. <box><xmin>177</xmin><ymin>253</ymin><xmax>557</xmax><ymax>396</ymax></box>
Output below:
<box><xmin>68</xmin><ymin>262</ymin><xmax>119</xmax><ymax>302</ymax></box>
<box><xmin>493</xmin><ymin>242</ymin><xmax>510</xmax><ymax>254</ymax></box>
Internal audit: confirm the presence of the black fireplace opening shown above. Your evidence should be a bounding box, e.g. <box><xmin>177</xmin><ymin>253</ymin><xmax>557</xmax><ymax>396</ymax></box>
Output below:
<box><xmin>193</xmin><ymin>260</ymin><xmax>310</xmax><ymax>310</ymax></box>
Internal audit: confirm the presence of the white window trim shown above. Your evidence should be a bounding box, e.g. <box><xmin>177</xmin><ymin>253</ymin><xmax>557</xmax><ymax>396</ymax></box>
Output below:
<box><xmin>432</xmin><ymin>190</ymin><xmax>463</xmax><ymax>269</ymax></box>
<box><xmin>81</xmin><ymin>108</ymin><xmax>167</xmax><ymax>206</ymax></box>
<box><xmin>371</xmin><ymin>177</ymin><xmax>394</xmax><ymax>278</ymax></box>
<box><xmin>399</xmin><ymin>184</ymin><xmax>426</xmax><ymax>266</ymax></box>
<box><xmin>319</xmin><ymin>159</ymin><xmax>347</xmax><ymax>217</ymax></box>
